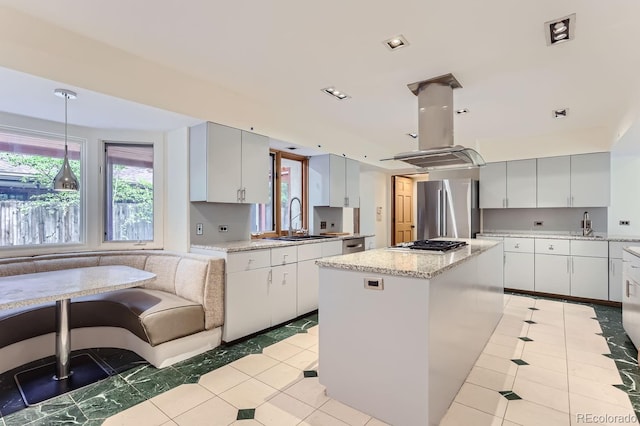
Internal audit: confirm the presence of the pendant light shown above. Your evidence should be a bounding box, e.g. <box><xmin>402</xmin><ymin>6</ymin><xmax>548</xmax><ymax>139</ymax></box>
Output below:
<box><xmin>53</xmin><ymin>88</ymin><xmax>79</xmax><ymax>191</ymax></box>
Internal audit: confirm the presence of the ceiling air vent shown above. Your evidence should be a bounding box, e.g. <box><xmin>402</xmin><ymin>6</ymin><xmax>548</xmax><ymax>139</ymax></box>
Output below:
<box><xmin>545</xmin><ymin>14</ymin><xmax>576</xmax><ymax>46</ymax></box>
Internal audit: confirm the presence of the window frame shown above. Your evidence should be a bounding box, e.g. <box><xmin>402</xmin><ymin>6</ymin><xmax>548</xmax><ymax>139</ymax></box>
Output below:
<box><xmin>0</xmin><ymin>124</ymin><xmax>87</xmax><ymax>253</ymax></box>
<box><xmin>253</xmin><ymin>149</ymin><xmax>308</xmax><ymax>238</ymax></box>
<box><xmin>99</xmin><ymin>139</ymin><xmax>163</xmax><ymax>250</ymax></box>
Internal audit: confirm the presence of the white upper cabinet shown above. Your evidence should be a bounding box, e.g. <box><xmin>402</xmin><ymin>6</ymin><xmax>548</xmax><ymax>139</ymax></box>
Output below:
<box><xmin>189</xmin><ymin>122</ymin><xmax>269</xmax><ymax>204</ymax></box>
<box><xmin>570</xmin><ymin>152</ymin><xmax>610</xmax><ymax>207</ymax></box>
<box><xmin>479</xmin><ymin>160</ymin><xmax>536</xmax><ymax>208</ymax></box>
<box><xmin>479</xmin><ymin>162</ymin><xmax>506</xmax><ymax>209</ymax></box>
<box><xmin>536</xmin><ymin>153</ymin><xmax>610</xmax><ymax>208</ymax></box>
<box><xmin>506</xmin><ymin>159</ymin><xmax>537</xmax><ymax>208</ymax></box>
<box><xmin>240</xmin><ymin>131</ymin><xmax>271</xmax><ymax>204</ymax></box>
<box><xmin>537</xmin><ymin>156</ymin><xmax>571</xmax><ymax>207</ymax></box>
<box><xmin>309</xmin><ymin>154</ymin><xmax>360</xmax><ymax>208</ymax></box>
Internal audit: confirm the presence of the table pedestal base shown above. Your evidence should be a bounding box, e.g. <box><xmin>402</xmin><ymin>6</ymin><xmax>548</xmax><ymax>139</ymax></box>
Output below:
<box><xmin>15</xmin><ymin>353</ymin><xmax>109</xmax><ymax>406</ymax></box>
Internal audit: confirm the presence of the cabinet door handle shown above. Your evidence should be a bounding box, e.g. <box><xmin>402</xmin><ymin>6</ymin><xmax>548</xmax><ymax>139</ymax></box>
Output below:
<box><xmin>268</xmin><ymin>269</ymin><xmax>273</xmax><ymax>286</ymax></box>
<box><xmin>503</xmin><ymin>253</ymin><xmax>506</xmax><ymax>266</ymax></box>
<box><xmin>571</xmin><ymin>196</ymin><xmax>574</xmax><ymax>207</ymax></box>
<box><xmin>283</xmin><ymin>272</ymin><xmax>288</xmax><ymax>284</ymax></box>
<box><xmin>571</xmin><ymin>257</ymin><xmax>574</xmax><ymax>274</ymax></box>
<box><xmin>567</xmin><ymin>197</ymin><xmax>570</xmax><ymax>207</ymax></box>
<box><xmin>567</xmin><ymin>257</ymin><xmax>570</xmax><ymax>273</ymax></box>
<box><xmin>241</xmin><ymin>188</ymin><xmax>247</xmax><ymax>202</ymax></box>
<box><xmin>514</xmin><ymin>243</ymin><xmax>520</xmax><ymax>249</ymax></box>
<box><xmin>627</xmin><ymin>280</ymin><xmax>631</xmax><ymax>298</ymax></box>
<box><xmin>631</xmin><ymin>265</ymin><xmax>640</xmax><ymax>269</ymax></box>
<box><xmin>549</xmin><ymin>245</ymin><xmax>554</xmax><ymax>250</ymax></box>
<box><xmin>502</xmin><ymin>198</ymin><xmax>506</xmax><ymax>208</ymax></box>
<box><xmin>506</xmin><ymin>198</ymin><xmax>509</xmax><ymax>208</ymax></box>
<box><xmin>610</xmin><ymin>260</ymin><xmax>614</xmax><ymax>275</ymax></box>
<box><xmin>237</xmin><ymin>189</ymin><xmax>242</xmax><ymax>202</ymax></box>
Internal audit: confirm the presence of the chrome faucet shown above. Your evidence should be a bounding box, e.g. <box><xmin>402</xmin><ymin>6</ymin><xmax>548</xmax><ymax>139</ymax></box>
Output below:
<box><xmin>582</xmin><ymin>211</ymin><xmax>593</xmax><ymax>236</ymax></box>
<box><xmin>289</xmin><ymin>196</ymin><xmax>302</xmax><ymax>237</ymax></box>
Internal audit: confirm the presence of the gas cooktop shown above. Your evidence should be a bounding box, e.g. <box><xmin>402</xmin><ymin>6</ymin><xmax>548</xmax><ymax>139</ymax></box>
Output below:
<box><xmin>394</xmin><ymin>240</ymin><xmax>468</xmax><ymax>253</ymax></box>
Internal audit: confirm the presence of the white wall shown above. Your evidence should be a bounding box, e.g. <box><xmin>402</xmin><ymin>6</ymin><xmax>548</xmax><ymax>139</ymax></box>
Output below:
<box><xmin>164</xmin><ymin>127</ymin><xmax>189</xmax><ymax>251</ymax></box>
<box><xmin>0</xmin><ymin>110</ymin><xmax>165</xmax><ymax>257</ymax></box>
<box><xmin>609</xmin><ymin>121</ymin><xmax>640</xmax><ymax>235</ymax></box>
<box><xmin>359</xmin><ymin>168</ymin><xmax>390</xmax><ymax>248</ymax></box>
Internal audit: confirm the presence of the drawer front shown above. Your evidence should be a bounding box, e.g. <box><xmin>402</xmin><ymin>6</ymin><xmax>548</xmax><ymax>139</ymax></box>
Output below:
<box><xmin>322</xmin><ymin>240</ymin><xmax>343</xmax><ymax>257</ymax></box>
<box><xmin>535</xmin><ymin>238</ymin><xmax>570</xmax><ymax>255</ymax></box>
<box><xmin>271</xmin><ymin>246</ymin><xmax>297</xmax><ymax>266</ymax></box>
<box><xmin>226</xmin><ymin>249</ymin><xmax>271</xmax><ymax>273</ymax></box>
<box><xmin>570</xmin><ymin>240</ymin><xmax>608</xmax><ymax>258</ymax></box>
<box><xmin>298</xmin><ymin>242</ymin><xmax>324</xmax><ymax>261</ymax></box>
<box><xmin>610</xmin><ymin>241</ymin><xmax>633</xmax><ymax>259</ymax></box>
<box><xmin>504</xmin><ymin>237</ymin><xmax>534</xmax><ymax>253</ymax></box>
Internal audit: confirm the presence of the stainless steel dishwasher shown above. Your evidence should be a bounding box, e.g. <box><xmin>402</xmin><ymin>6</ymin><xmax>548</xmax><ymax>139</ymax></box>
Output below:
<box><xmin>342</xmin><ymin>237</ymin><xmax>365</xmax><ymax>254</ymax></box>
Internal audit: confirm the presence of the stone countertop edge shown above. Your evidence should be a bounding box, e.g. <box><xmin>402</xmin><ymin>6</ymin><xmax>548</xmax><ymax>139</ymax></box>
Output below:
<box><xmin>624</xmin><ymin>247</ymin><xmax>640</xmax><ymax>257</ymax></box>
<box><xmin>191</xmin><ymin>234</ymin><xmax>375</xmax><ymax>253</ymax></box>
<box><xmin>315</xmin><ymin>240</ymin><xmax>500</xmax><ymax>280</ymax></box>
<box><xmin>478</xmin><ymin>232</ymin><xmax>640</xmax><ymax>242</ymax></box>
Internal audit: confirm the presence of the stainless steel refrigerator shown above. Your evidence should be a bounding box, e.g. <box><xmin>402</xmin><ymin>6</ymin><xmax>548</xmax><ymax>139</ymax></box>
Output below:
<box><xmin>416</xmin><ymin>179</ymin><xmax>480</xmax><ymax>239</ymax></box>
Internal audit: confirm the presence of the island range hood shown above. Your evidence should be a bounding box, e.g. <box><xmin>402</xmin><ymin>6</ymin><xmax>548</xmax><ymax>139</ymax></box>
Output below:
<box><xmin>388</xmin><ymin>73</ymin><xmax>485</xmax><ymax>170</ymax></box>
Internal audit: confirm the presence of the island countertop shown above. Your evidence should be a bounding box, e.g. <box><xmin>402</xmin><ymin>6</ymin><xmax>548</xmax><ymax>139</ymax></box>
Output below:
<box><xmin>315</xmin><ymin>239</ymin><xmax>499</xmax><ymax>279</ymax></box>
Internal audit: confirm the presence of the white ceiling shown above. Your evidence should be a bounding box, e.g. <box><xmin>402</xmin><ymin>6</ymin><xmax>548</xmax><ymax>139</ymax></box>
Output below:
<box><xmin>0</xmin><ymin>0</ymin><xmax>638</xmax><ymax>169</ymax></box>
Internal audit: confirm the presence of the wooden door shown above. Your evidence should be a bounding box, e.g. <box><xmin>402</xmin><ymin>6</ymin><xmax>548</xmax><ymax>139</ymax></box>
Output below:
<box><xmin>394</xmin><ymin>176</ymin><xmax>414</xmax><ymax>244</ymax></box>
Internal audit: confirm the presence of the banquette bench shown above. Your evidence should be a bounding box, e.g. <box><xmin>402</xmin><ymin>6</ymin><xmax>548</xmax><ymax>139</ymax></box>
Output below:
<box><xmin>0</xmin><ymin>250</ymin><xmax>224</xmax><ymax>373</ymax></box>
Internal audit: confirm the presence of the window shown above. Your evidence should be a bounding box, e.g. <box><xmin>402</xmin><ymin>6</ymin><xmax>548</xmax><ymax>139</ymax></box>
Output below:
<box><xmin>0</xmin><ymin>129</ymin><xmax>82</xmax><ymax>246</ymax></box>
<box><xmin>251</xmin><ymin>150</ymin><xmax>307</xmax><ymax>236</ymax></box>
<box><xmin>104</xmin><ymin>143</ymin><xmax>154</xmax><ymax>242</ymax></box>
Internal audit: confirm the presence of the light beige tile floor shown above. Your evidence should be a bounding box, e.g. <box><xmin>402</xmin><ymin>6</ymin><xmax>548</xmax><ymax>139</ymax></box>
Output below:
<box><xmin>105</xmin><ymin>294</ymin><xmax>637</xmax><ymax>425</ymax></box>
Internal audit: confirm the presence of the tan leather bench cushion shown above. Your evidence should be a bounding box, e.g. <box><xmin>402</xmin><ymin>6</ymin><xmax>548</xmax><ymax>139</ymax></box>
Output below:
<box><xmin>72</xmin><ymin>288</ymin><xmax>205</xmax><ymax>346</ymax></box>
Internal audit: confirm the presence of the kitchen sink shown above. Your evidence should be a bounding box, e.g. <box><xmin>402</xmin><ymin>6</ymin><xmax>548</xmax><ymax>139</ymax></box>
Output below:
<box><xmin>267</xmin><ymin>235</ymin><xmax>334</xmax><ymax>241</ymax></box>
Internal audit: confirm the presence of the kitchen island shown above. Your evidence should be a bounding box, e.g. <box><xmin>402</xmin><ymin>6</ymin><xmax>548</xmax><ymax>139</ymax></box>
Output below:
<box><xmin>316</xmin><ymin>239</ymin><xmax>503</xmax><ymax>426</ymax></box>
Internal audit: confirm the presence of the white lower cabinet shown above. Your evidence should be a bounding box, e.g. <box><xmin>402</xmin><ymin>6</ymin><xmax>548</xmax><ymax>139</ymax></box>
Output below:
<box><xmin>297</xmin><ymin>259</ymin><xmax>319</xmax><ymax>315</ymax></box>
<box><xmin>270</xmin><ymin>263</ymin><xmax>297</xmax><ymax>325</ymax></box>
<box><xmin>535</xmin><ymin>254</ymin><xmax>571</xmax><ymax>295</ymax></box>
<box><xmin>571</xmin><ymin>256</ymin><xmax>609</xmax><ymax>300</ymax></box>
<box><xmin>195</xmin><ymin>239</ymin><xmax>347</xmax><ymax>341</ymax></box>
<box><xmin>504</xmin><ymin>252</ymin><xmax>534</xmax><ymax>291</ymax></box>
<box><xmin>610</xmin><ymin>258</ymin><xmax>624</xmax><ymax>302</ymax></box>
<box><xmin>225</xmin><ymin>268</ymin><xmax>271</xmax><ymax>341</ymax></box>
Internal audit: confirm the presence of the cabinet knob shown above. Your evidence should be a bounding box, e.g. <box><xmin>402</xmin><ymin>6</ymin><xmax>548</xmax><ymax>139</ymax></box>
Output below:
<box><xmin>514</xmin><ymin>243</ymin><xmax>520</xmax><ymax>249</ymax></box>
<box><xmin>548</xmin><ymin>245</ymin><xmax>554</xmax><ymax>250</ymax></box>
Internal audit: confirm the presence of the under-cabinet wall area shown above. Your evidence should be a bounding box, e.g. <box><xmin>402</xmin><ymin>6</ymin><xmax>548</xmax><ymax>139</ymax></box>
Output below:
<box><xmin>483</xmin><ymin>207</ymin><xmax>608</xmax><ymax>233</ymax></box>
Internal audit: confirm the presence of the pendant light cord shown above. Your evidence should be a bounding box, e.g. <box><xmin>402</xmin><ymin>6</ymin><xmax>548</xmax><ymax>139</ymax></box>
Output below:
<box><xmin>64</xmin><ymin>93</ymin><xmax>68</xmax><ymax>156</ymax></box>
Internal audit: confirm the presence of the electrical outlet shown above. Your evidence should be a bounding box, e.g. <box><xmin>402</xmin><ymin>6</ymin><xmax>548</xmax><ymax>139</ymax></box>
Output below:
<box><xmin>218</xmin><ymin>225</ymin><xmax>229</xmax><ymax>232</ymax></box>
<box><xmin>196</xmin><ymin>223</ymin><xmax>203</xmax><ymax>235</ymax></box>
<box><xmin>321</xmin><ymin>221</ymin><xmax>327</xmax><ymax>230</ymax></box>
<box><xmin>534</xmin><ymin>221</ymin><xmax>543</xmax><ymax>227</ymax></box>
<box><xmin>620</xmin><ymin>220</ymin><xmax>631</xmax><ymax>226</ymax></box>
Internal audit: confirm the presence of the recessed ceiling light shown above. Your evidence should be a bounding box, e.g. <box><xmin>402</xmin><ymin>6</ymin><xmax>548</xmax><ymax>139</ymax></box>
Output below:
<box><xmin>456</xmin><ymin>108</ymin><xmax>469</xmax><ymax>115</ymax></box>
<box><xmin>383</xmin><ymin>34</ymin><xmax>409</xmax><ymax>51</ymax></box>
<box><xmin>322</xmin><ymin>87</ymin><xmax>350</xmax><ymax>100</ymax></box>
<box><xmin>545</xmin><ymin>13</ymin><xmax>575</xmax><ymax>46</ymax></box>
<box><xmin>406</xmin><ymin>133</ymin><xmax>418</xmax><ymax>139</ymax></box>
<box><xmin>553</xmin><ymin>108</ymin><xmax>569</xmax><ymax>118</ymax></box>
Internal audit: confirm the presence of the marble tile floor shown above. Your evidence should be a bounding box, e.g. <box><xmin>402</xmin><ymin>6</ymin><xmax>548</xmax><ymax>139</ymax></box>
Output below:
<box><xmin>2</xmin><ymin>297</ymin><xmax>640</xmax><ymax>425</ymax></box>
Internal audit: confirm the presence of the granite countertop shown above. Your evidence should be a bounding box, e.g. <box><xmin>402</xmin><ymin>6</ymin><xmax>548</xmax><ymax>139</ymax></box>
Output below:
<box><xmin>191</xmin><ymin>234</ymin><xmax>375</xmax><ymax>253</ymax></box>
<box><xmin>315</xmin><ymin>239</ymin><xmax>499</xmax><ymax>279</ymax></box>
<box><xmin>478</xmin><ymin>231</ymin><xmax>640</xmax><ymax>242</ymax></box>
